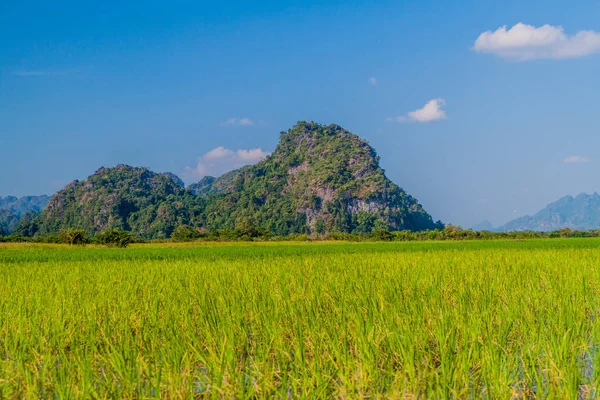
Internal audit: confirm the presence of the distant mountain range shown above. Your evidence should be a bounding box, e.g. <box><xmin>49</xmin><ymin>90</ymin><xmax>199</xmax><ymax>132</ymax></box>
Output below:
<box><xmin>9</xmin><ymin>122</ymin><xmax>442</xmax><ymax>238</ymax></box>
<box><xmin>0</xmin><ymin>195</ymin><xmax>50</xmax><ymax>234</ymax></box>
<box><xmin>497</xmin><ymin>193</ymin><xmax>600</xmax><ymax>232</ymax></box>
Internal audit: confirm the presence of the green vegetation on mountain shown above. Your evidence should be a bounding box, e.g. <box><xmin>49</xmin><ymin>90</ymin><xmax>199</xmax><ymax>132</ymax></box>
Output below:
<box><xmin>27</xmin><ymin>165</ymin><xmax>204</xmax><ymax>239</ymax></box>
<box><xmin>186</xmin><ymin>168</ymin><xmax>247</xmax><ymax>197</ymax></box>
<box><xmin>0</xmin><ymin>210</ymin><xmax>19</xmax><ymax>236</ymax></box>
<box><xmin>199</xmin><ymin>122</ymin><xmax>441</xmax><ymax>234</ymax></box>
<box><xmin>17</xmin><ymin>122</ymin><xmax>441</xmax><ymax>238</ymax></box>
<box><xmin>161</xmin><ymin>172</ymin><xmax>185</xmax><ymax>188</ymax></box>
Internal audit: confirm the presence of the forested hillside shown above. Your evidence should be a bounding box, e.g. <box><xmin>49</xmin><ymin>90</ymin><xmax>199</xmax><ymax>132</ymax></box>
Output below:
<box><xmin>14</xmin><ymin>122</ymin><xmax>441</xmax><ymax>238</ymax></box>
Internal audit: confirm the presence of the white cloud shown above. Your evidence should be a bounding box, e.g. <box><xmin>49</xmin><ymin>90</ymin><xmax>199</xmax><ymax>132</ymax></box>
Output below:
<box><xmin>220</xmin><ymin>117</ymin><xmax>255</xmax><ymax>127</ymax></box>
<box><xmin>563</xmin><ymin>156</ymin><xmax>590</xmax><ymax>164</ymax></box>
<box><xmin>369</xmin><ymin>77</ymin><xmax>377</xmax><ymax>85</ymax></box>
<box><xmin>387</xmin><ymin>98</ymin><xmax>447</xmax><ymax>123</ymax></box>
<box><xmin>183</xmin><ymin>146</ymin><xmax>270</xmax><ymax>180</ymax></box>
<box><xmin>474</xmin><ymin>23</ymin><xmax>600</xmax><ymax>61</ymax></box>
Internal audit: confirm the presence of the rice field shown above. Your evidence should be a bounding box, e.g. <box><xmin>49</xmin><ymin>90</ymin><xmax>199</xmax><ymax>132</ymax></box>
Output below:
<box><xmin>1</xmin><ymin>239</ymin><xmax>600</xmax><ymax>398</ymax></box>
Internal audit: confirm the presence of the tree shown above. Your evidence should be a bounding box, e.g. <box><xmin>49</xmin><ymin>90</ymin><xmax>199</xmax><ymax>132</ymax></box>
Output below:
<box><xmin>12</xmin><ymin>211</ymin><xmax>41</xmax><ymax>237</ymax></box>
<box><xmin>171</xmin><ymin>225</ymin><xmax>201</xmax><ymax>242</ymax></box>
<box><xmin>559</xmin><ymin>228</ymin><xmax>573</xmax><ymax>238</ymax></box>
<box><xmin>370</xmin><ymin>229</ymin><xmax>393</xmax><ymax>241</ymax></box>
<box><xmin>314</xmin><ymin>219</ymin><xmax>326</xmax><ymax>235</ymax></box>
<box><xmin>235</xmin><ymin>218</ymin><xmax>270</xmax><ymax>238</ymax></box>
<box><xmin>60</xmin><ymin>229</ymin><xmax>88</xmax><ymax>245</ymax></box>
<box><xmin>95</xmin><ymin>229</ymin><xmax>134</xmax><ymax>248</ymax></box>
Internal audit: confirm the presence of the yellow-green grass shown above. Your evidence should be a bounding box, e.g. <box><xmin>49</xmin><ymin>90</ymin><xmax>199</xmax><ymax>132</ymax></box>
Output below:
<box><xmin>1</xmin><ymin>239</ymin><xmax>600</xmax><ymax>398</ymax></box>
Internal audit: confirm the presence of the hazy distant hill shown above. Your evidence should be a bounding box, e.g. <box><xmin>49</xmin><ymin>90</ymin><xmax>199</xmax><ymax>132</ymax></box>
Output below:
<box><xmin>471</xmin><ymin>220</ymin><xmax>495</xmax><ymax>232</ymax></box>
<box><xmin>19</xmin><ymin>121</ymin><xmax>442</xmax><ymax>238</ymax></box>
<box><xmin>0</xmin><ymin>195</ymin><xmax>49</xmax><ymax>215</ymax></box>
<box><xmin>0</xmin><ymin>195</ymin><xmax>49</xmax><ymax>234</ymax></box>
<box><xmin>498</xmin><ymin>193</ymin><xmax>600</xmax><ymax>232</ymax></box>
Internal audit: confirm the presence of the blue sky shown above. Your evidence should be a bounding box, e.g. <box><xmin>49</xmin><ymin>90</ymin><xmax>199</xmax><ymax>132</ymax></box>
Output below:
<box><xmin>1</xmin><ymin>0</ymin><xmax>600</xmax><ymax>227</ymax></box>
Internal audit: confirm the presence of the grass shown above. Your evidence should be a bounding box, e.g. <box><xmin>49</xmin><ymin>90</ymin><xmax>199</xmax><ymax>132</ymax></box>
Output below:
<box><xmin>1</xmin><ymin>239</ymin><xmax>600</xmax><ymax>398</ymax></box>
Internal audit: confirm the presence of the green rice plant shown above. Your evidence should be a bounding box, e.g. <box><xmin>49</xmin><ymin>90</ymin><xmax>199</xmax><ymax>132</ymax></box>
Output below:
<box><xmin>0</xmin><ymin>239</ymin><xmax>599</xmax><ymax>398</ymax></box>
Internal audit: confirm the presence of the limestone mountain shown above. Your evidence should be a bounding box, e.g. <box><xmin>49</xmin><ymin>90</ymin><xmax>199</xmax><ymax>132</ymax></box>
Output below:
<box><xmin>498</xmin><ymin>193</ymin><xmax>600</xmax><ymax>232</ymax></box>
<box><xmin>193</xmin><ymin>121</ymin><xmax>441</xmax><ymax>234</ymax></box>
<box><xmin>19</xmin><ymin>121</ymin><xmax>441</xmax><ymax>238</ymax></box>
<box><xmin>30</xmin><ymin>165</ymin><xmax>204</xmax><ymax>238</ymax></box>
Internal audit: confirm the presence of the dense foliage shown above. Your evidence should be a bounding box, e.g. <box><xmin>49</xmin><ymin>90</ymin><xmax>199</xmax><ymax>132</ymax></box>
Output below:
<box><xmin>24</xmin><ymin>165</ymin><xmax>205</xmax><ymax>239</ymax></box>
<box><xmin>95</xmin><ymin>228</ymin><xmax>134</xmax><ymax>248</ymax></box>
<box><xmin>0</xmin><ymin>210</ymin><xmax>19</xmax><ymax>236</ymax></box>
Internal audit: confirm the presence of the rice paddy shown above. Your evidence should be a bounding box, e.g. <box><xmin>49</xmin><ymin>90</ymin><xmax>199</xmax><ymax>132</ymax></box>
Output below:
<box><xmin>1</xmin><ymin>239</ymin><xmax>600</xmax><ymax>398</ymax></box>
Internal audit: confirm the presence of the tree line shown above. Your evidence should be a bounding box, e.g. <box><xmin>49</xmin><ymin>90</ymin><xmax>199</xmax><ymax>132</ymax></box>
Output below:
<box><xmin>1</xmin><ymin>224</ymin><xmax>599</xmax><ymax>246</ymax></box>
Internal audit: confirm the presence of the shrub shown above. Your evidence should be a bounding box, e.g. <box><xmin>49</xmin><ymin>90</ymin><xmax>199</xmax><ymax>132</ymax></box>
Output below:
<box><xmin>95</xmin><ymin>229</ymin><xmax>134</xmax><ymax>248</ymax></box>
<box><xmin>1</xmin><ymin>234</ymin><xmax>27</xmax><ymax>243</ymax></box>
<box><xmin>60</xmin><ymin>229</ymin><xmax>89</xmax><ymax>245</ymax></box>
<box><xmin>171</xmin><ymin>225</ymin><xmax>201</xmax><ymax>242</ymax></box>
<box><xmin>369</xmin><ymin>229</ymin><xmax>394</xmax><ymax>241</ymax></box>
<box><xmin>288</xmin><ymin>234</ymin><xmax>310</xmax><ymax>241</ymax></box>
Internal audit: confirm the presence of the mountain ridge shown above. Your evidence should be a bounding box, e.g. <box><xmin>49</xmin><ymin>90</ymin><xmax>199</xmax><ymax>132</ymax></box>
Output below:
<box><xmin>0</xmin><ymin>195</ymin><xmax>50</xmax><ymax>234</ymax></box>
<box><xmin>498</xmin><ymin>192</ymin><xmax>600</xmax><ymax>232</ymax></box>
<box><xmin>12</xmin><ymin>121</ymin><xmax>442</xmax><ymax>238</ymax></box>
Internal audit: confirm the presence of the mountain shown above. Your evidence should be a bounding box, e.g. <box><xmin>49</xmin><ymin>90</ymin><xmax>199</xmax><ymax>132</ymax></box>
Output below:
<box><xmin>0</xmin><ymin>195</ymin><xmax>50</xmax><ymax>234</ymax></box>
<box><xmin>193</xmin><ymin>121</ymin><xmax>441</xmax><ymax>234</ymax></box>
<box><xmin>188</xmin><ymin>176</ymin><xmax>216</xmax><ymax>196</ymax></box>
<box><xmin>186</xmin><ymin>169</ymin><xmax>245</xmax><ymax>197</ymax></box>
<box><xmin>0</xmin><ymin>210</ymin><xmax>20</xmax><ymax>235</ymax></box>
<box><xmin>29</xmin><ymin>165</ymin><xmax>204</xmax><ymax>239</ymax></box>
<box><xmin>471</xmin><ymin>220</ymin><xmax>495</xmax><ymax>232</ymax></box>
<box><xmin>498</xmin><ymin>193</ymin><xmax>600</xmax><ymax>232</ymax></box>
<box><xmin>0</xmin><ymin>195</ymin><xmax>50</xmax><ymax>215</ymax></box>
<box><xmin>161</xmin><ymin>172</ymin><xmax>185</xmax><ymax>188</ymax></box>
<box><xmin>20</xmin><ymin>121</ymin><xmax>441</xmax><ymax>238</ymax></box>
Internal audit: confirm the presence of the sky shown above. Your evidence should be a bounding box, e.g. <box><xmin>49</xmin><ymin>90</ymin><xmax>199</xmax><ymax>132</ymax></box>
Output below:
<box><xmin>1</xmin><ymin>0</ymin><xmax>600</xmax><ymax>228</ymax></box>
